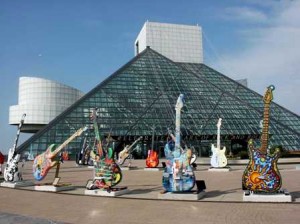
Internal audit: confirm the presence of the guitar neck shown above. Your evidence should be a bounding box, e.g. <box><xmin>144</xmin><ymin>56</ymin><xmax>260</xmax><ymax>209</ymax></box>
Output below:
<box><xmin>151</xmin><ymin>127</ymin><xmax>155</xmax><ymax>149</ymax></box>
<box><xmin>11</xmin><ymin>114</ymin><xmax>26</xmax><ymax>156</ymax></box>
<box><xmin>217</xmin><ymin>125</ymin><xmax>221</xmax><ymax>149</ymax></box>
<box><xmin>260</xmin><ymin>103</ymin><xmax>270</xmax><ymax>153</ymax></box>
<box><xmin>52</xmin><ymin>128</ymin><xmax>84</xmax><ymax>157</ymax></box>
<box><xmin>175</xmin><ymin>108</ymin><xmax>181</xmax><ymax>152</ymax></box>
<box><xmin>127</xmin><ymin>137</ymin><xmax>141</xmax><ymax>152</ymax></box>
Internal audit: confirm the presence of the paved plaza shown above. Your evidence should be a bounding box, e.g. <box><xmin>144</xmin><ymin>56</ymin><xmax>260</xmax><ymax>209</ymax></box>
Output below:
<box><xmin>0</xmin><ymin>159</ymin><xmax>299</xmax><ymax>224</ymax></box>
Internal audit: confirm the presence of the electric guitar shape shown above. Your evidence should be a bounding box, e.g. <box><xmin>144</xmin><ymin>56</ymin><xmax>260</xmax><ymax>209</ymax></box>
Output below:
<box><xmin>242</xmin><ymin>85</ymin><xmax>282</xmax><ymax>192</ymax></box>
<box><xmin>146</xmin><ymin>126</ymin><xmax>159</xmax><ymax>168</ymax></box>
<box><xmin>87</xmin><ymin>108</ymin><xmax>122</xmax><ymax>189</ymax></box>
<box><xmin>117</xmin><ymin>136</ymin><xmax>142</xmax><ymax>165</ymax></box>
<box><xmin>33</xmin><ymin>127</ymin><xmax>86</xmax><ymax>181</ymax></box>
<box><xmin>162</xmin><ymin>94</ymin><xmax>195</xmax><ymax>192</ymax></box>
<box><xmin>4</xmin><ymin>113</ymin><xmax>26</xmax><ymax>182</ymax></box>
<box><xmin>210</xmin><ymin>118</ymin><xmax>227</xmax><ymax>168</ymax></box>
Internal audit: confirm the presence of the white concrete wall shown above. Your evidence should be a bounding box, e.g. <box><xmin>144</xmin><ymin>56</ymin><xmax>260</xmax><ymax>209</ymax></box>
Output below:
<box><xmin>9</xmin><ymin>77</ymin><xmax>84</xmax><ymax>125</ymax></box>
<box><xmin>135</xmin><ymin>21</ymin><xmax>203</xmax><ymax>63</ymax></box>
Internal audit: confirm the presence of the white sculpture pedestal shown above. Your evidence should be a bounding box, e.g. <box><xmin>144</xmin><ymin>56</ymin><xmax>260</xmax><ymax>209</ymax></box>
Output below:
<box><xmin>85</xmin><ymin>187</ymin><xmax>129</xmax><ymax>197</ymax></box>
<box><xmin>243</xmin><ymin>189</ymin><xmax>292</xmax><ymax>202</ymax></box>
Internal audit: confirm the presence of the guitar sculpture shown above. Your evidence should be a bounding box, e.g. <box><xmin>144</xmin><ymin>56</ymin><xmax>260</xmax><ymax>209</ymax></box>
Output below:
<box><xmin>76</xmin><ymin>133</ymin><xmax>91</xmax><ymax>165</ymax></box>
<box><xmin>168</xmin><ymin>131</ymin><xmax>197</xmax><ymax>166</ymax></box>
<box><xmin>117</xmin><ymin>136</ymin><xmax>142</xmax><ymax>165</ymax></box>
<box><xmin>210</xmin><ymin>118</ymin><xmax>227</xmax><ymax>168</ymax></box>
<box><xmin>242</xmin><ymin>85</ymin><xmax>282</xmax><ymax>192</ymax></box>
<box><xmin>4</xmin><ymin>114</ymin><xmax>26</xmax><ymax>182</ymax></box>
<box><xmin>87</xmin><ymin>108</ymin><xmax>122</xmax><ymax>190</ymax></box>
<box><xmin>162</xmin><ymin>94</ymin><xmax>195</xmax><ymax>192</ymax></box>
<box><xmin>33</xmin><ymin>127</ymin><xmax>86</xmax><ymax>181</ymax></box>
<box><xmin>146</xmin><ymin>126</ymin><xmax>159</xmax><ymax>168</ymax></box>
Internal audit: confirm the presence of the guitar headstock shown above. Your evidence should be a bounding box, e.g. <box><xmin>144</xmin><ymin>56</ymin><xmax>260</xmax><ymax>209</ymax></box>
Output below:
<box><xmin>76</xmin><ymin>126</ymin><xmax>88</xmax><ymax>137</ymax></box>
<box><xmin>263</xmin><ymin>85</ymin><xmax>275</xmax><ymax>104</ymax></box>
<box><xmin>175</xmin><ymin>94</ymin><xmax>184</xmax><ymax>111</ymax></box>
<box><xmin>217</xmin><ymin>118</ymin><xmax>222</xmax><ymax>128</ymax></box>
<box><xmin>21</xmin><ymin>113</ymin><xmax>26</xmax><ymax>123</ymax></box>
<box><xmin>89</xmin><ymin>108</ymin><xmax>98</xmax><ymax>122</ymax></box>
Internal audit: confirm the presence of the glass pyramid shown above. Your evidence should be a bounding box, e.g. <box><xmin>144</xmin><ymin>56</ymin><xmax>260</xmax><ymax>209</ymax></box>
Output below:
<box><xmin>17</xmin><ymin>47</ymin><xmax>300</xmax><ymax>157</ymax></box>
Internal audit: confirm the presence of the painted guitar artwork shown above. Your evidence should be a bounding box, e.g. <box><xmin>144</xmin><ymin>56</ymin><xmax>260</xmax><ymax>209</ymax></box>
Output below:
<box><xmin>162</xmin><ymin>94</ymin><xmax>195</xmax><ymax>192</ymax></box>
<box><xmin>87</xmin><ymin>108</ymin><xmax>122</xmax><ymax>190</ymax></box>
<box><xmin>76</xmin><ymin>133</ymin><xmax>91</xmax><ymax>165</ymax></box>
<box><xmin>242</xmin><ymin>85</ymin><xmax>282</xmax><ymax>193</ymax></box>
<box><xmin>117</xmin><ymin>136</ymin><xmax>142</xmax><ymax>165</ymax></box>
<box><xmin>210</xmin><ymin>118</ymin><xmax>227</xmax><ymax>168</ymax></box>
<box><xmin>4</xmin><ymin>113</ymin><xmax>26</xmax><ymax>182</ymax></box>
<box><xmin>146</xmin><ymin>126</ymin><xmax>159</xmax><ymax>168</ymax></box>
<box><xmin>33</xmin><ymin>127</ymin><xmax>86</xmax><ymax>181</ymax></box>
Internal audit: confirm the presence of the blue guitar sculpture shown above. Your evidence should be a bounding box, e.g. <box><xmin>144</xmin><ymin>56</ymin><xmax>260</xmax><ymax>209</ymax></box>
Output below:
<box><xmin>162</xmin><ymin>94</ymin><xmax>195</xmax><ymax>192</ymax></box>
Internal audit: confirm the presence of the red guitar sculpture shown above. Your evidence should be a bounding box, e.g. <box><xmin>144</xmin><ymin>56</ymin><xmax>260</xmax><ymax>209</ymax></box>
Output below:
<box><xmin>146</xmin><ymin>126</ymin><xmax>159</xmax><ymax>168</ymax></box>
<box><xmin>33</xmin><ymin>127</ymin><xmax>86</xmax><ymax>181</ymax></box>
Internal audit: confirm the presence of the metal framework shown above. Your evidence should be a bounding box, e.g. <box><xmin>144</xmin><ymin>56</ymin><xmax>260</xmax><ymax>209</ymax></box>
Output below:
<box><xmin>17</xmin><ymin>47</ymin><xmax>300</xmax><ymax>157</ymax></box>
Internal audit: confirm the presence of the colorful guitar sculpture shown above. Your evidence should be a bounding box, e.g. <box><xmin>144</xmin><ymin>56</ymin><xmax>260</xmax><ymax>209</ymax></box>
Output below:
<box><xmin>33</xmin><ymin>127</ymin><xmax>86</xmax><ymax>181</ymax></box>
<box><xmin>87</xmin><ymin>109</ymin><xmax>122</xmax><ymax>190</ymax></box>
<box><xmin>210</xmin><ymin>118</ymin><xmax>227</xmax><ymax>168</ymax></box>
<box><xmin>242</xmin><ymin>85</ymin><xmax>282</xmax><ymax>192</ymax></box>
<box><xmin>117</xmin><ymin>136</ymin><xmax>142</xmax><ymax>165</ymax></box>
<box><xmin>162</xmin><ymin>94</ymin><xmax>195</xmax><ymax>192</ymax></box>
<box><xmin>146</xmin><ymin>126</ymin><xmax>159</xmax><ymax>168</ymax></box>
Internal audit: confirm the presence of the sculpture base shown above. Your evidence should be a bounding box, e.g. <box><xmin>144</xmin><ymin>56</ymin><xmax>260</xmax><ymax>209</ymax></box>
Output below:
<box><xmin>120</xmin><ymin>166</ymin><xmax>138</xmax><ymax>171</ymax></box>
<box><xmin>158</xmin><ymin>190</ymin><xmax>205</xmax><ymax>201</ymax></box>
<box><xmin>208</xmin><ymin>167</ymin><xmax>231</xmax><ymax>172</ymax></box>
<box><xmin>85</xmin><ymin>187</ymin><xmax>129</xmax><ymax>197</ymax></box>
<box><xmin>143</xmin><ymin>167</ymin><xmax>163</xmax><ymax>171</ymax></box>
<box><xmin>243</xmin><ymin>189</ymin><xmax>292</xmax><ymax>202</ymax></box>
<box><xmin>0</xmin><ymin>180</ymin><xmax>34</xmax><ymax>188</ymax></box>
<box><xmin>35</xmin><ymin>183</ymin><xmax>75</xmax><ymax>192</ymax></box>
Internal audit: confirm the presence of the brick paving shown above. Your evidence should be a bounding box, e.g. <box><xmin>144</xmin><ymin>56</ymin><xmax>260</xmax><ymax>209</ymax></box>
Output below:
<box><xmin>0</xmin><ymin>159</ymin><xmax>299</xmax><ymax>224</ymax></box>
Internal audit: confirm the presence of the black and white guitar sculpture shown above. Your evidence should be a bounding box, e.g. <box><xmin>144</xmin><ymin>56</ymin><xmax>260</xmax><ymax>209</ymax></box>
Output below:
<box><xmin>210</xmin><ymin>118</ymin><xmax>227</xmax><ymax>168</ymax></box>
<box><xmin>4</xmin><ymin>113</ymin><xmax>26</xmax><ymax>182</ymax></box>
<box><xmin>162</xmin><ymin>94</ymin><xmax>195</xmax><ymax>192</ymax></box>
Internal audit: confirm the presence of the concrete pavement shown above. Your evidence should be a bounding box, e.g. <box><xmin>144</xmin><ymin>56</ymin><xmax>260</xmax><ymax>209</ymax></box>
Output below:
<box><xmin>0</xmin><ymin>159</ymin><xmax>299</xmax><ymax>224</ymax></box>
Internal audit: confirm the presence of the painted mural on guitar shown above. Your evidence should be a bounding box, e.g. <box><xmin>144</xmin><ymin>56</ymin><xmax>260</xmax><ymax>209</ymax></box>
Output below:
<box><xmin>4</xmin><ymin>113</ymin><xmax>26</xmax><ymax>182</ymax></box>
<box><xmin>86</xmin><ymin>108</ymin><xmax>122</xmax><ymax>190</ymax></box>
<box><xmin>242</xmin><ymin>85</ymin><xmax>282</xmax><ymax>193</ymax></box>
<box><xmin>162</xmin><ymin>94</ymin><xmax>195</xmax><ymax>192</ymax></box>
<box><xmin>33</xmin><ymin>127</ymin><xmax>86</xmax><ymax>181</ymax></box>
<box><xmin>145</xmin><ymin>126</ymin><xmax>159</xmax><ymax>168</ymax></box>
<box><xmin>243</xmin><ymin>140</ymin><xmax>281</xmax><ymax>192</ymax></box>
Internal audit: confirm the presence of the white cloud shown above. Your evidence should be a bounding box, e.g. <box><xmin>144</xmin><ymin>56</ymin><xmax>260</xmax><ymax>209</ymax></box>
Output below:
<box><xmin>222</xmin><ymin>6</ymin><xmax>268</xmax><ymax>23</ymax></box>
<box><xmin>214</xmin><ymin>1</ymin><xmax>300</xmax><ymax>115</ymax></box>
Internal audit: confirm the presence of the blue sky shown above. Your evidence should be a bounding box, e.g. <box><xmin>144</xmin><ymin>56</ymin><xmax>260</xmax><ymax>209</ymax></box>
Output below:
<box><xmin>1</xmin><ymin>0</ymin><xmax>299</xmax><ymax>154</ymax></box>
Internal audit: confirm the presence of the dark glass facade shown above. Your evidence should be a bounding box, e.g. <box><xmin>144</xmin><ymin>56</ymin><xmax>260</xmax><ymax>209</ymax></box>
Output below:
<box><xmin>17</xmin><ymin>48</ymin><xmax>300</xmax><ymax>158</ymax></box>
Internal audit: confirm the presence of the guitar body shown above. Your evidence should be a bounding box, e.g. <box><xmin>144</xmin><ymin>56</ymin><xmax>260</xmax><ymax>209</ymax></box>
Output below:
<box><xmin>4</xmin><ymin>151</ymin><xmax>22</xmax><ymax>182</ymax></box>
<box><xmin>162</xmin><ymin>94</ymin><xmax>195</xmax><ymax>192</ymax></box>
<box><xmin>117</xmin><ymin>147</ymin><xmax>129</xmax><ymax>165</ymax></box>
<box><xmin>89</xmin><ymin>148</ymin><xmax>122</xmax><ymax>189</ymax></box>
<box><xmin>190</xmin><ymin>153</ymin><xmax>197</xmax><ymax>165</ymax></box>
<box><xmin>242</xmin><ymin>85</ymin><xmax>282</xmax><ymax>193</ymax></box>
<box><xmin>146</xmin><ymin>149</ymin><xmax>159</xmax><ymax>168</ymax></box>
<box><xmin>62</xmin><ymin>151</ymin><xmax>69</xmax><ymax>161</ymax></box>
<box><xmin>33</xmin><ymin>144</ymin><xmax>57</xmax><ymax>181</ymax></box>
<box><xmin>162</xmin><ymin>142</ymin><xmax>195</xmax><ymax>192</ymax></box>
<box><xmin>242</xmin><ymin>141</ymin><xmax>282</xmax><ymax>192</ymax></box>
<box><xmin>210</xmin><ymin>145</ymin><xmax>227</xmax><ymax>168</ymax></box>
